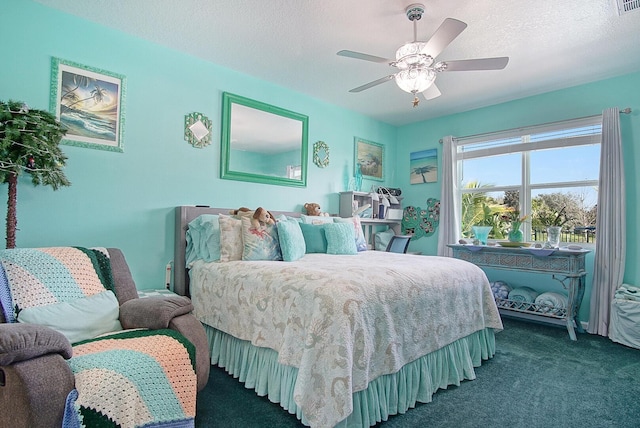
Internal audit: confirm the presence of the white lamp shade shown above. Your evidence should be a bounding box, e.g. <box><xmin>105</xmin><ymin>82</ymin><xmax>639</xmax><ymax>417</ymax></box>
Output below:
<box><xmin>395</xmin><ymin>42</ymin><xmax>430</xmax><ymax>68</ymax></box>
<box><xmin>395</xmin><ymin>67</ymin><xmax>436</xmax><ymax>94</ymax></box>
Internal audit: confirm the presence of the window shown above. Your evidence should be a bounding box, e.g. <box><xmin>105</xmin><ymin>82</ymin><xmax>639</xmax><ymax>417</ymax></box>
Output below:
<box><xmin>286</xmin><ymin>164</ymin><xmax>302</xmax><ymax>180</ymax></box>
<box><xmin>454</xmin><ymin>116</ymin><xmax>601</xmax><ymax>245</ymax></box>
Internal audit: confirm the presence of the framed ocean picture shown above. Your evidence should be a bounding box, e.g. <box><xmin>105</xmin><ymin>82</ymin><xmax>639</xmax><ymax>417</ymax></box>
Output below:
<box><xmin>355</xmin><ymin>137</ymin><xmax>384</xmax><ymax>181</ymax></box>
<box><xmin>410</xmin><ymin>148</ymin><xmax>437</xmax><ymax>184</ymax></box>
<box><xmin>50</xmin><ymin>58</ymin><xmax>126</xmax><ymax>152</ymax></box>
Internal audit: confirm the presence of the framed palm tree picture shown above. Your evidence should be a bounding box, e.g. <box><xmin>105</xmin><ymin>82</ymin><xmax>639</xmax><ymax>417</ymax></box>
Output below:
<box><xmin>50</xmin><ymin>58</ymin><xmax>126</xmax><ymax>152</ymax></box>
<box><xmin>410</xmin><ymin>148</ymin><xmax>438</xmax><ymax>184</ymax></box>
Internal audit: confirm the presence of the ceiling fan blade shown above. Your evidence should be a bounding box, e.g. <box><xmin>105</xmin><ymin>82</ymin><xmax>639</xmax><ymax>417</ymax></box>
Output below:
<box><xmin>421</xmin><ymin>83</ymin><xmax>441</xmax><ymax>100</ymax></box>
<box><xmin>337</xmin><ymin>50</ymin><xmax>391</xmax><ymax>64</ymax></box>
<box><xmin>420</xmin><ymin>18</ymin><xmax>467</xmax><ymax>58</ymax></box>
<box><xmin>440</xmin><ymin>57</ymin><xmax>509</xmax><ymax>71</ymax></box>
<box><xmin>349</xmin><ymin>75</ymin><xmax>396</xmax><ymax>93</ymax></box>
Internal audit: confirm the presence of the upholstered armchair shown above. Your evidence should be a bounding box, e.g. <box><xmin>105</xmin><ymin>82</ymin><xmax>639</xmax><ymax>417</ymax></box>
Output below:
<box><xmin>0</xmin><ymin>247</ymin><xmax>210</xmax><ymax>428</ymax></box>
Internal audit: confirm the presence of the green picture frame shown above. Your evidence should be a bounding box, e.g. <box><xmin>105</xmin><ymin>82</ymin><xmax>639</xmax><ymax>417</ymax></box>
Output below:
<box><xmin>355</xmin><ymin>137</ymin><xmax>384</xmax><ymax>181</ymax></box>
<box><xmin>50</xmin><ymin>57</ymin><xmax>126</xmax><ymax>152</ymax></box>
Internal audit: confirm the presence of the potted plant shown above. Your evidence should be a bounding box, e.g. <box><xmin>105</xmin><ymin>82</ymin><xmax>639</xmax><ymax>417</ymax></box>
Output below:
<box><xmin>0</xmin><ymin>100</ymin><xmax>70</xmax><ymax>248</ymax></box>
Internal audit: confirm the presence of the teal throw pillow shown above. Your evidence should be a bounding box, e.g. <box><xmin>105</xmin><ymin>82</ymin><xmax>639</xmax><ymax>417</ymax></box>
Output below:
<box><xmin>277</xmin><ymin>218</ymin><xmax>306</xmax><ymax>261</ymax></box>
<box><xmin>185</xmin><ymin>214</ymin><xmax>220</xmax><ymax>265</ymax></box>
<box><xmin>333</xmin><ymin>216</ymin><xmax>368</xmax><ymax>252</ymax></box>
<box><xmin>300</xmin><ymin>223</ymin><xmax>328</xmax><ymax>253</ymax></box>
<box><xmin>374</xmin><ymin>229</ymin><xmax>395</xmax><ymax>251</ymax></box>
<box><xmin>324</xmin><ymin>222</ymin><xmax>358</xmax><ymax>255</ymax></box>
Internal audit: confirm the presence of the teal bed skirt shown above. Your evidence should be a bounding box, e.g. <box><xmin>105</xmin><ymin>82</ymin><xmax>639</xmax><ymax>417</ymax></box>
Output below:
<box><xmin>205</xmin><ymin>325</ymin><xmax>497</xmax><ymax>427</ymax></box>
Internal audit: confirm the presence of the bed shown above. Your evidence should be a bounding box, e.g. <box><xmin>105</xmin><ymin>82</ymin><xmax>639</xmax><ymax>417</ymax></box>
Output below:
<box><xmin>174</xmin><ymin>206</ymin><xmax>502</xmax><ymax>427</ymax></box>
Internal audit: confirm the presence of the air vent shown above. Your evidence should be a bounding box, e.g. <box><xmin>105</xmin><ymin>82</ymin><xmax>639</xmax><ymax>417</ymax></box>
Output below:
<box><xmin>616</xmin><ymin>0</ymin><xmax>640</xmax><ymax>15</ymax></box>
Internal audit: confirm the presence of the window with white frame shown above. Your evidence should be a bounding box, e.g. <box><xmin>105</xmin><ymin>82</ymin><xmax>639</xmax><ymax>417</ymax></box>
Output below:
<box><xmin>454</xmin><ymin>116</ymin><xmax>602</xmax><ymax>245</ymax></box>
<box><xmin>286</xmin><ymin>164</ymin><xmax>302</xmax><ymax>180</ymax></box>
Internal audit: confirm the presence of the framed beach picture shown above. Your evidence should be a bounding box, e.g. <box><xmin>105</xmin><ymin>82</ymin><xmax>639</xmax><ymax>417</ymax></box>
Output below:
<box><xmin>50</xmin><ymin>58</ymin><xmax>126</xmax><ymax>152</ymax></box>
<box><xmin>410</xmin><ymin>148</ymin><xmax>438</xmax><ymax>184</ymax></box>
<box><xmin>355</xmin><ymin>137</ymin><xmax>384</xmax><ymax>181</ymax></box>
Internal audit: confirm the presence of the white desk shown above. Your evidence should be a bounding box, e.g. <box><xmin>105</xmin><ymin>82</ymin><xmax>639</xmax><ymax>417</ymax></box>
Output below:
<box><xmin>360</xmin><ymin>218</ymin><xmax>401</xmax><ymax>250</ymax></box>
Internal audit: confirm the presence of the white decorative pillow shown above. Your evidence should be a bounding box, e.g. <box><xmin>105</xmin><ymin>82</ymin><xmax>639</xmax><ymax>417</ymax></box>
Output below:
<box><xmin>301</xmin><ymin>214</ymin><xmax>334</xmax><ymax>225</ymax></box>
<box><xmin>218</xmin><ymin>214</ymin><xmax>243</xmax><ymax>262</ymax></box>
<box><xmin>17</xmin><ymin>290</ymin><xmax>122</xmax><ymax>344</ymax></box>
<box><xmin>241</xmin><ymin>217</ymin><xmax>282</xmax><ymax>261</ymax></box>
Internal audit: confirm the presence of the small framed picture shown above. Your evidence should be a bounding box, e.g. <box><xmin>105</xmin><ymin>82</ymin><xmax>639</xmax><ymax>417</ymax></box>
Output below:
<box><xmin>355</xmin><ymin>137</ymin><xmax>384</xmax><ymax>181</ymax></box>
<box><xmin>50</xmin><ymin>57</ymin><xmax>126</xmax><ymax>152</ymax></box>
<box><xmin>410</xmin><ymin>148</ymin><xmax>438</xmax><ymax>184</ymax></box>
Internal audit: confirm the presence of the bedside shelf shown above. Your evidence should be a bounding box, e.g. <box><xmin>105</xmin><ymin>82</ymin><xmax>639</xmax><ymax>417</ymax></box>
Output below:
<box><xmin>339</xmin><ymin>191</ymin><xmax>403</xmax><ymax>250</ymax></box>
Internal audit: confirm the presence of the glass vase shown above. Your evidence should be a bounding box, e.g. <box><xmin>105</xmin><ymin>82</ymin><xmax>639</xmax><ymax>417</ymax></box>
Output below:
<box><xmin>472</xmin><ymin>225</ymin><xmax>492</xmax><ymax>245</ymax></box>
<box><xmin>547</xmin><ymin>226</ymin><xmax>562</xmax><ymax>248</ymax></box>
<box><xmin>354</xmin><ymin>164</ymin><xmax>363</xmax><ymax>192</ymax></box>
<box><xmin>507</xmin><ymin>225</ymin><xmax>523</xmax><ymax>242</ymax></box>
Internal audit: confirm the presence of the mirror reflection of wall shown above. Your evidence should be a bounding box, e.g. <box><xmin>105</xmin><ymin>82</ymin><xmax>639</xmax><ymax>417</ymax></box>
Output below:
<box><xmin>221</xmin><ymin>93</ymin><xmax>308</xmax><ymax>187</ymax></box>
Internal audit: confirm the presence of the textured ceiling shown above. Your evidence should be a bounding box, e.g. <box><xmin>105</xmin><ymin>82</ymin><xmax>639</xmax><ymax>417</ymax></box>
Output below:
<box><xmin>34</xmin><ymin>0</ymin><xmax>640</xmax><ymax>126</ymax></box>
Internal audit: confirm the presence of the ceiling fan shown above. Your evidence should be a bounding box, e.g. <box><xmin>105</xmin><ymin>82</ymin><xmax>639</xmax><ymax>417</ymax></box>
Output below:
<box><xmin>337</xmin><ymin>3</ymin><xmax>509</xmax><ymax>107</ymax></box>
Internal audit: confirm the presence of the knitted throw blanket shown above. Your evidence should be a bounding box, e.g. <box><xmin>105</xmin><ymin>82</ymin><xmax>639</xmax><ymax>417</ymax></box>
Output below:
<box><xmin>67</xmin><ymin>329</ymin><xmax>197</xmax><ymax>428</ymax></box>
<box><xmin>0</xmin><ymin>247</ymin><xmax>113</xmax><ymax>316</ymax></box>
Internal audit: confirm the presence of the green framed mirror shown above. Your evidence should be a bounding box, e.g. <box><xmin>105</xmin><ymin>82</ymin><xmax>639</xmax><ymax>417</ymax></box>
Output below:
<box><xmin>221</xmin><ymin>92</ymin><xmax>308</xmax><ymax>187</ymax></box>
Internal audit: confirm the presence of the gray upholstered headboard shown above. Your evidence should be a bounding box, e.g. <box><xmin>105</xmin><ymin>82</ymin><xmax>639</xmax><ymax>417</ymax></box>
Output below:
<box><xmin>173</xmin><ymin>206</ymin><xmax>301</xmax><ymax>296</ymax></box>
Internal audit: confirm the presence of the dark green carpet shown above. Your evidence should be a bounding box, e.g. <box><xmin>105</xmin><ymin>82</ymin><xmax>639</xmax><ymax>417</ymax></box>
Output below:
<box><xmin>195</xmin><ymin>318</ymin><xmax>640</xmax><ymax>427</ymax></box>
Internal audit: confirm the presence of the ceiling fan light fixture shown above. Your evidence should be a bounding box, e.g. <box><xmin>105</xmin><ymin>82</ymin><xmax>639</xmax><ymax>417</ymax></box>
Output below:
<box><xmin>433</xmin><ymin>61</ymin><xmax>448</xmax><ymax>72</ymax></box>
<box><xmin>395</xmin><ymin>67</ymin><xmax>435</xmax><ymax>94</ymax></box>
<box><xmin>338</xmin><ymin>3</ymin><xmax>508</xmax><ymax>102</ymax></box>
<box><xmin>395</xmin><ymin>42</ymin><xmax>431</xmax><ymax>68</ymax></box>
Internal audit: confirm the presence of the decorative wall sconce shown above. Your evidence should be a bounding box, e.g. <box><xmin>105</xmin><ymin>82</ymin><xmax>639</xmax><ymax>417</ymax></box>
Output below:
<box><xmin>184</xmin><ymin>112</ymin><xmax>212</xmax><ymax>148</ymax></box>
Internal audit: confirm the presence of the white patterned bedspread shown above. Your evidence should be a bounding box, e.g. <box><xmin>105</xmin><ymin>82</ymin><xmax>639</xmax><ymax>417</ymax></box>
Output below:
<box><xmin>189</xmin><ymin>251</ymin><xmax>502</xmax><ymax>427</ymax></box>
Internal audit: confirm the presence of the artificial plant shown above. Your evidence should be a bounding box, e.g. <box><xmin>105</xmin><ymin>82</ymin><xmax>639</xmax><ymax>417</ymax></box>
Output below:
<box><xmin>0</xmin><ymin>100</ymin><xmax>70</xmax><ymax>248</ymax></box>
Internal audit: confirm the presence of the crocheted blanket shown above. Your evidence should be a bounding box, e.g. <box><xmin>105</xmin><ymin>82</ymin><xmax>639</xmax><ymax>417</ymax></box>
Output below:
<box><xmin>0</xmin><ymin>246</ymin><xmax>113</xmax><ymax>317</ymax></box>
<box><xmin>65</xmin><ymin>329</ymin><xmax>197</xmax><ymax>428</ymax></box>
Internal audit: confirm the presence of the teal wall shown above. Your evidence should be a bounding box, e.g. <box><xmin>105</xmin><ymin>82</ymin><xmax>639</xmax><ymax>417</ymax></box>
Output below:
<box><xmin>0</xmin><ymin>1</ymin><xmax>396</xmax><ymax>289</ymax></box>
<box><xmin>397</xmin><ymin>72</ymin><xmax>640</xmax><ymax>321</ymax></box>
<box><xmin>2</xmin><ymin>2</ymin><xmax>638</xmax><ymax>324</ymax></box>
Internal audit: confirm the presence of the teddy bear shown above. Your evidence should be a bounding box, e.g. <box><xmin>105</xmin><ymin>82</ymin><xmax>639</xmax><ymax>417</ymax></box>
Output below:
<box><xmin>251</xmin><ymin>207</ymin><xmax>276</xmax><ymax>230</ymax></box>
<box><xmin>304</xmin><ymin>202</ymin><xmax>328</xmax><ymax>217</ymax></box>
<box><xmin>229</xmin><ymin>207</ymin><xmax>252</xmax><ymax>216</ymax></box>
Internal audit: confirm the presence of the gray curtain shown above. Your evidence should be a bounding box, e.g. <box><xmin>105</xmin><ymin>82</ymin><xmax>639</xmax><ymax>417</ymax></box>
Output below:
<box><xmin>437</xmin><ymin>136</ymin><xmax>460</xmax><ymax>257</ymax></box>
<box><xmin>588</xmin><ymin>108</ymin><xmax>626</xmax><ymax>336</ymax></box>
